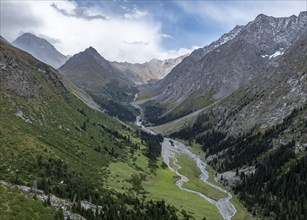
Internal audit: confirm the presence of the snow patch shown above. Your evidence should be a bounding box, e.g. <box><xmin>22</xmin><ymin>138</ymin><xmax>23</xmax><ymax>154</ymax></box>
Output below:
<box><xmin>261</xmin><ymin>48</ymin><xmax>285</xmax><ymax>59</ymax></box>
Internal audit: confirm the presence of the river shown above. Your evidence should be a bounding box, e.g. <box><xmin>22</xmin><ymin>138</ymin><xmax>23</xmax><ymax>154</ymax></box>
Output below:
<box><xmin>131</xmin><ymin>97</ymin><xmax>237</xmax><ymax>220</ymax></box>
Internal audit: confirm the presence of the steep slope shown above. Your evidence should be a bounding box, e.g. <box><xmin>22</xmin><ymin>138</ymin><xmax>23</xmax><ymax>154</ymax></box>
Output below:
<box><xmin>138</xmin><ymin>24</ymin><xmax>243</xmax><ymax>99</ymax></box>
<box><xmin>140</xmin><ymin>12</ymin><xmax>307</xmax><ymax>125</ymax></box>
<box><xmin>169</xmin><ymin>29</ymin><xmax>307</xmax><ymax>220</ymax></box>
<box><xmin>0</xmin><ymin>41</ymin><xmax>185</xmax><ymax>220</ymax></box>
<box><xmin>12</xmin><ymin>33</ymin><xmax>68</xmax><ymax>68</ymax></box>
<box><xmin>111</xmin><ymin>55</ymin><xmax>187</xmax><ymax>85</ymax></box>
<box><xmin>58</xmin><ymin>47</ymin><xmax>138</xmax><ymax>121</ymax></box>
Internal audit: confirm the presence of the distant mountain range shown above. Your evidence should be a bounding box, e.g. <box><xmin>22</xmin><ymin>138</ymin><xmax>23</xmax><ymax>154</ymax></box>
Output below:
<box><xmin>111</xmin><ymin>55</ymin><xmax>187</xmax><ymax>85</ymax></box>
<box><xmin>12</xmin><ymin>33</ymin><xmax>69</xmax><ymax>68</ymax></box>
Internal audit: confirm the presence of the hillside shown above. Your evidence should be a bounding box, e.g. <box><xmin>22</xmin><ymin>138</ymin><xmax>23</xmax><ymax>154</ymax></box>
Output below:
<box><xmin>132</xmin><ymin>12</ymin><xmax>307</xmax><ymax>220</ymax></box>
<box><xmin>12</xmin><ymin>33</ymin><xmax>68</xmax><ymax>68</ymax></box>
<box><xmin>0</xmin><ymin>41</ymin><xmax>235</xmax><ymax>220</ymax></box>
<box><xmin>166</xmin><ymin>28</ymin><xmax>307</xmax><ymax>220</ymax></box>
<box><xmin>0</xmin><ymin>41</ymin><xmax>173</xmax><ymax>219</ymax></box>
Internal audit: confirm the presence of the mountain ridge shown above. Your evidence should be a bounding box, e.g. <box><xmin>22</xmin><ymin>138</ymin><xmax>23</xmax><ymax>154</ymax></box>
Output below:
<box><xmin>138</xmin><ymin>11</ymin><xmax>307</xmax><ymax>125</ymax></box>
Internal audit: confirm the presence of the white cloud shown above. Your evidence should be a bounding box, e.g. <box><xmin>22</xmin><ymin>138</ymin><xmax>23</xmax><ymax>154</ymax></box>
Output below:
<box><xmin>124</xmin><ymin>8</ymin><xmax>149</xmax><ymax>20</ymax></box>
<box><xmin>160</xmin><ymin>34</ymin><xmax>174</xmax><ymax>40</ymax></box>
<box><xmin>0</xmin><ymin>0</ymin><xmax>193</xmax><ymax>63</ymax></box>
<box><xmin>177</xmin><ymin>1</ymin><xmax>306</xmax><ymax>28</ymax></box>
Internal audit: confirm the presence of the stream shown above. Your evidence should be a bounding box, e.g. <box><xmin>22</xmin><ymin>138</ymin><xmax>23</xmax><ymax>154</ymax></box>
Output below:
<box><xmin>161</xmin><ymin>138</ymin><xmax>236</xmax><ymax>220</ymax></box>
<box><xmin>131</xmin><ymin>97</ymin><xmax>237</xmax><ymax>220</ymax></box>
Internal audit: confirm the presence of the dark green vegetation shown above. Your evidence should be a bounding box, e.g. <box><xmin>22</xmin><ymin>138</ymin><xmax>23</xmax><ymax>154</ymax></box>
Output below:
<box><xmin>0</xmin><ymin>42</ymin><xmax>180</xmax><ymax>219</ymax></box>
<box><xmin>139</xmin><ymin>131</ymin><xmax>163</xmax><ymax>161</ymax></box>
<box><xmin>170</xmin><ymin>105</ymin><xmax>307</xmax><ymax>219</ymax></box>
<box><xmin>202</xmin><ymin>107</ymin><xmax>306</xmax><ymax>172</ymax></box>
<box><xmin>170</xmin><ymin>112</ymin><xmax>218</xmax><ymax>141</ymax></box>
<box><xmin>72</xmin><ymin>199</ymin><xmax>178</xmax><ymax>220</ymax></box>
<box><xmin>143</xmin><ymin>101</ymin><xmax>192</xmax><ymax>126</ymax></box>
<box><xmin>235</xmin><ymin>144</ymin><xmax>307</xmax><ymax>220</ymax></box>
<box><xmin>91</xmin><ymin>92</ymin><xmax>136</xmax><ymax>122</ymax></box>
<box><xmin>90</xmin><ymin>80</ymin><xmax>138</xmax><ymax>122</ymax></box>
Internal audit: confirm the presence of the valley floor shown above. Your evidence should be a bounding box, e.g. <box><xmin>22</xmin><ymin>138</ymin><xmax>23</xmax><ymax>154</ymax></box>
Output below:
<box><xmin>160</xmin><ymin>138</ymin><xmax>254</xmax><ymax>220</ymax></box>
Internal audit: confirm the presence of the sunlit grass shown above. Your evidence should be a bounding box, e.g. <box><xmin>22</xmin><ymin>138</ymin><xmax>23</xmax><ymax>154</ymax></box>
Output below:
<box><xmin>143</xmin><ymin>159</ymin><xmax>222</xmax><ymax>220</ymax></box>
<box><xmin>0</xmin><ymin>185</ymin><xmax>56</xmax><ymax>220</ymax></box>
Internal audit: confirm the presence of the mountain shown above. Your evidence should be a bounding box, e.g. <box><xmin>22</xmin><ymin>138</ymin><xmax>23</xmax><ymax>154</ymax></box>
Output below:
<box><xmin>111</xmin><ymin>55</ymin><xmax>187</xmax><ymax>85</ymax></box>
<box><xmin>58</xmin><ymin>46</ymin><xmax>138</xmax><ymax>121</ymax></box>
<box><xmin>0</xmin><ymin>35</ymin><xmax>9</xmax><ymax>44</ymax></box>
<box><xmin>0</xmin><ymin>40</ymin><xmax>185</xmax><ymax>220</ymax></box>
<box><xmin>12</xmin><ymin>33</ymin><xmax>68</xmax><ymax>68</ymax></box>
<box><xmin>59</xmin><ymin>47</ymin><xmax>118</xmax><ymax>91</ymax></box>
<box><xmin>169</xmin><ymin>30</ymin><xmax>307</xmax><ymax>220</ymax></box>
<box><xmin>146</xmin><ymin>12</ymin><xmax>307</xmax><ymax>219</ymax></box>
<box><xmin>139</xmin><ymin>12</ymin><xmax>307</xmax><ymax>125</ymax></box>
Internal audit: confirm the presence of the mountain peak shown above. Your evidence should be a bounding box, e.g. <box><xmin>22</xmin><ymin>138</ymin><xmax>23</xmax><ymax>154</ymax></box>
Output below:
<box><xmin>12</xmin><ymin>33</ymin><xmax>68</xmax><ymax>68</ymax></box>
<box><xmin>254</xmin><ymin>13</ymin><xmax>270</xmax><ymax>22</ymax></box>
<box><xmin>86</xmin><ymin>46</ymin><xmax>97</xmax><ymax>52</ymax></box>
<box><xmin>20</xmin><ymin>32</ymin><xmax>36</xmax><ymax>37</ymax></box>
<box><xmin>84</xmin><ymin>46</ymin><xmax>100</xmax><ymax>56</ymax></box>
<box><xmin>15</xmin><ymin>33</ymin><xmax>49</xmax><ymax>45</ymax></box>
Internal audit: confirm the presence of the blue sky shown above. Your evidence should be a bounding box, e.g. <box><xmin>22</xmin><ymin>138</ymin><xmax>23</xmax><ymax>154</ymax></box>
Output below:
<box><xmin>74</xmin><ymin>0</ymin><xmax>238</xmax><ymax>49</ymax></box>
<box><xmin>1</xmin><ymin>0</ymin><xmax>306</xmax><ymax>63</ymax></box>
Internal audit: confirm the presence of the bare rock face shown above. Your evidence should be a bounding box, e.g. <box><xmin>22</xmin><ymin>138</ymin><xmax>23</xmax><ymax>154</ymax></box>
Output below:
<box><xmin>213</xmin><ymin>31</ymin><xmax>307</xmax><ymax>136</ymax></box>
<box><xmin>140</xmin><ymin>12</ymin><xmax>307</xmax><ymax>121</ymax></box>
<box><xmin>241</xmin><ymin>11</ymin><xmax>307</xmax><ymax>56</ymax></box>
<box><xmin>139</xmin><ymin>25</ymin><xmax>244</xmax><ymax>104</ymax></box>
<box><xmin>12</xmin><ymin>33</ymin><xmax>68</xmax><ymax>68</ymax></box>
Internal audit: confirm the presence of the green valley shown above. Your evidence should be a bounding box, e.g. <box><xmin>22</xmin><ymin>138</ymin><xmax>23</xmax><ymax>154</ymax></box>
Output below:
<box><xmin>0</xmin><ymin>36</ymin><xmax>247</xmax><ymax>220</ymax></box>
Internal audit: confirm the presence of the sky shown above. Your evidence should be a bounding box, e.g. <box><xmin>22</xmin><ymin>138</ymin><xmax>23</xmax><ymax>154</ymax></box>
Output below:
<box><xmin>0</xmin><ymin>0</ymin><xmax>306</xmax><ymax>63</ymax></box>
